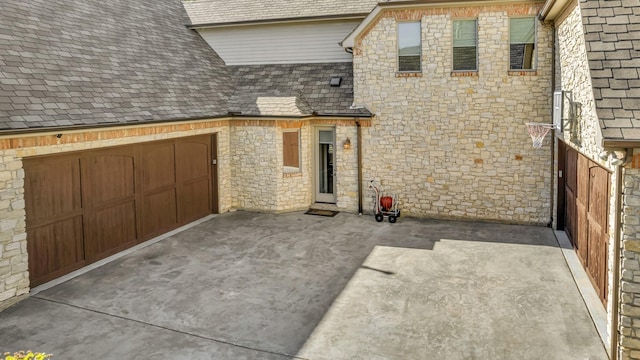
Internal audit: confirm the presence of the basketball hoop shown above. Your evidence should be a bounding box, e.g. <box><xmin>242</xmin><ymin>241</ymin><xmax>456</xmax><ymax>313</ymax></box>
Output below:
<box><xmin>526</xmin><ymin>123</ymin><xmax>555</xmax><ymax>148</ymax></box>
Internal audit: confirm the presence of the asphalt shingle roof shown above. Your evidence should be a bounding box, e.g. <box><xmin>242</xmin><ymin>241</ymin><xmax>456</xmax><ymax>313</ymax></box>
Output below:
<box><xmin>0</xmin><ymin>0</ymin><xmax>233</xmax><ymax>131</ymax></box>
<box><xmin>182</xmin><ymin>0</ymin><xmax>378</xmax><ymax>26</ymax></box>
<box><xmin>229</xmin><ymin>63</ymin><xmax>369</xmax><ymax>117</ymax></box>
<box><xmin>581</xmin><ymin>0</ymin><xmax>640</xmax><ymax>142</ymax></box>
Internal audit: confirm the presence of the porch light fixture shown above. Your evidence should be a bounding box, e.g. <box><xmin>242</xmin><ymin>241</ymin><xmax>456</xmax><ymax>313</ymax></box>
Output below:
<box><xmin>343</xmin><ymin>138</ymin><xmax>351</xmax><ymax>150</ymax></box>
<box><xmin>330</xmin><ymin>77</ymin><xmax>342</xmax><ymax>87</ymax></box>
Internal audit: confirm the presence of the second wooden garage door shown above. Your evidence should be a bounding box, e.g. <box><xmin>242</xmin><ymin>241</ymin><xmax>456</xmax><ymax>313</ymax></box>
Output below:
<box><xmin>24</xmin><ymin>135</ymin><xmax>215</xmax><ymax>286</ymax></box>
<box><xmin>560</xmin><ymin>142</ymin><xmax>610</xmax><ymax>306</ymax></box>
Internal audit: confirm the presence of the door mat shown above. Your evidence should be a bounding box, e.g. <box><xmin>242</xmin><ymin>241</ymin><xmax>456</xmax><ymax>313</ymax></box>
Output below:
<box><xmin>304</xmin><ymin>208</ymin><xmax>340</xmax><ymax>217</ymax></box>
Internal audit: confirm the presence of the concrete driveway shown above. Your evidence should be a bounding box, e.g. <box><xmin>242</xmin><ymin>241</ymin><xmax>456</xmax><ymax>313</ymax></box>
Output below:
<box><xmin>0</xmin><ymin>211</ymin><xmax>607</xmax><ymax>359</ymax></box>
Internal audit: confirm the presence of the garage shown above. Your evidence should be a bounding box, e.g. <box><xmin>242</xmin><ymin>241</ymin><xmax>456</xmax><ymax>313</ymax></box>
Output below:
<box><xmin>558</xmin><ymin>141</ymin><xmax>610</xmax><ymax>305</ymax></box>
<box><xmin>24</xmin><ymin>134</ymin><xmax>217</xmax><ymax>287</ymax></box>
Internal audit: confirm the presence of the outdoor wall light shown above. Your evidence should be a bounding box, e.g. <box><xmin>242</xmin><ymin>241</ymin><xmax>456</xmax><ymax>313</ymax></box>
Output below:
<box><xmin>343</xmin><ymin>138</ymin><xmax>351</xmax><ymax>150</ymax></box>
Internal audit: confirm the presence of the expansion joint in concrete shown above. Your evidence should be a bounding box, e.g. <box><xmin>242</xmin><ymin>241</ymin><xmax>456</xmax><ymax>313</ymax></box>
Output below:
<box><xmin>32</xmin><ymin>296</ymin><xmax>309</xmax><ymax>360</ymax></box>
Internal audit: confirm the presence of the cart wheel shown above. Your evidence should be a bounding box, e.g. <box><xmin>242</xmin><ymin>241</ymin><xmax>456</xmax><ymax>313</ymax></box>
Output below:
<box><xmin>389</xmin><ymin>216</ymin><xmax>397</xmax><ymax>223</ymax></box>
<box><xmin>375</xmin><ymin>214</ymin><xmax>384</xmax><ymax>222</ymax></box>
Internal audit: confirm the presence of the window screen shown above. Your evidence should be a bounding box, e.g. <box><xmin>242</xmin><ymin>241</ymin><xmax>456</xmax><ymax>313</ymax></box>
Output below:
<box><xmin>453</xmin><ymin>19</ymin><xmax>477</xmax><ymax>71</ymax></box>
<box><xmin>510</xmin><ymin>18</ymin><xmax>536</xmax><ymax>70</ymax></box>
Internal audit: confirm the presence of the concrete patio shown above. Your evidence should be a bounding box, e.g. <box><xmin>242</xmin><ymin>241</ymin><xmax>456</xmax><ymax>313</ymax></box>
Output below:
<box><xmin>0</xmin><ymin>211</ymin><xmax>607</xmax><ymax>359</ymax></box>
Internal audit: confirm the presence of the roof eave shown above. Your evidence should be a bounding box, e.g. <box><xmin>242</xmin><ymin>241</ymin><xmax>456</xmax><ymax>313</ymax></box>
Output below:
<box><xmin>187</xmin><ymin>13</ymin><xmax>369</xmax><ymax>30</ymax></box>
<box><xmin>0</xmin><ymin>114</ymin><xmax>231</xmax><ymax>137</ymax></box>
<box><xmin>232</xmin><ymin>113</ymin><xmax>373</xmax><ymax>119</ymax></box>
<box><xmin>602</xmin><ymin>139</ymin><xmax>640</xmax><ymax>149</ymax></box>
<box><xmin>539</xmin><ymin>0</ymin><xmax>573</xmax><ymax>21</ymax></box>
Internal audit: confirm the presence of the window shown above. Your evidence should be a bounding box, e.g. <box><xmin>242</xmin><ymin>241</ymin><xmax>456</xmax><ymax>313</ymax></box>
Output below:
<box><xmin>453</xmin><ymin>19</ymin><xmax>478</xmax><ymax>71</ymax></box>
<box><xmin>510</xmin><ymin>17</ymin><xmax>536</xmax><ymax>70</ymax></box>
<box><xmin>398</xmin><ymin>22</ymin><xmax>421</xmax><ymax>72</ymax></box>
<box><xmin>283</xmin><ymin>130</ymin><xmax>300</xmax><ymax>171</ymax></box>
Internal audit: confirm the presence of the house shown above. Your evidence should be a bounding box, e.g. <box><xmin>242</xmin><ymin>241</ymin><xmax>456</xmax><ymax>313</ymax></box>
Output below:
<box><xmin>538</xmin><ymin>0</ymin><xmax>640</xmax><ymax>358</ymax></box>
<box><xmin>1</xmin><ymin>0</ymin><xmax>639</xmax><ymax>357</ymax></box>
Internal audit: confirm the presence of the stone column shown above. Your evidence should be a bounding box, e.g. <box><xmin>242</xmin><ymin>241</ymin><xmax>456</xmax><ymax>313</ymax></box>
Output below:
<box><xmin>620</xmin><ymin>168</ymin><xmax>640</xmax><ymax>359</ymax></box>
<box><xmin>0</xmin><ymin>152</ymin><xmax>29</xmax><ymax>310</ymax></box>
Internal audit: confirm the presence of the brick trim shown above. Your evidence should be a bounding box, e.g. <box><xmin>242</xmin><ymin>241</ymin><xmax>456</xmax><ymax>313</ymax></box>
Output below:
<box><xmin>354</xmin><ymin>3</ymin><xmax>544</xmax><ymax>49</ymax></box>
<box><xmin>0</xmin><ymin>117</ymin><xmax>372</xmax><ymax>150</ymax></box>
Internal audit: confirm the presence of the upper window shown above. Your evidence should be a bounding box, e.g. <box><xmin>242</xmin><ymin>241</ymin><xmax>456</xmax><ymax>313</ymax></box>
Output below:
<box><xmin>453</xmin><ymin>19</ymin><xmax>478</xmax><ymax>71</ymax></box>
<box><xmin>398</xmin><ymin>22</ymin><xmax>421</xmax><ymax>72</ymax></box>
<box><xmin>510</xmin><ymin>17</ymin><xmax>536</xmax><ymax>70</ymax></box>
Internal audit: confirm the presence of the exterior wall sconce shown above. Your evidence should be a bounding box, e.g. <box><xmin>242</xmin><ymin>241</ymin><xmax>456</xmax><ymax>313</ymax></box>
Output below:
<box><xmin>343</xmin><ymin>138</ymin><xmax>351</xmax><ymax>150</ymax></box>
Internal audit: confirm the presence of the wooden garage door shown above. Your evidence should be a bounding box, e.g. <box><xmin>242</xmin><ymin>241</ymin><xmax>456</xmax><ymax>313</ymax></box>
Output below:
<box><xmin>561</xmin><ymin>143</ymin><xmax>610</xmax><ymax>305</ymax></box>
<box><xmin>25</xmin><ymin>135</ymin><xmax>215</xmax><ymax>286</ymax></box>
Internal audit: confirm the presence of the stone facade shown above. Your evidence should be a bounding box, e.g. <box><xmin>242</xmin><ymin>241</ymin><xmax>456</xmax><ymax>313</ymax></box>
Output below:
<box><xmin>555</xmin><ymin>4</ymin><xmax>605</xmax><ymax>161</ymax></box>
<box><xmin>621</xmin><ymin>166</ymin><xmax>640</xmax><ymax>360</ymax></box>
<box><xmin>0</xmin><ymin>151</ymin><xmax>28</xmax><ymax>310</ymax></box>
<box><xmin>335</xmin><ymin>125</ymin><xmax>359</xmax><ymax>211</ymax></box>
<box><xmin>228</xmin><ymin>121</ymin><xmax>361</xmax><ymax>212</ymax></box>
<box><xmin>230</xmin><ymin>124</ymin><xmax>281</xmax><ymax>211</ymax></box>
<box><xmin>352</xmin><ymin>4</ymin><xmax>553</xmax><ymax>224</ymax></box>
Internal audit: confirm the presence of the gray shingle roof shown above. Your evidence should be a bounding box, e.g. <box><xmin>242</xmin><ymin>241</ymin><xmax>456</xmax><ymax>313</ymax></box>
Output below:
<box><xmin>581</xmin><ymin>0</ymin><xmax>640</xmax><ymax>143</ymax></box>
<box><xmin>0</xmin><ymin>0</ymin><xmax>233</xmax><ymax>131</ymax></box>
<box><xmin>229</xmin><ymin>63</ymin><xmax>369</xmax><ymax>117</ymax></box>
<box><xmin>182</xmin><ymin>0</ymin><xmax>378</xmax><ymax>26</ymax></box>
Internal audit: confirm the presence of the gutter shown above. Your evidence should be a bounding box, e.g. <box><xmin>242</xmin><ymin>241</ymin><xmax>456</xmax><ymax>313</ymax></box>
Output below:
<box><xmin>539</xmin><ymin>0</ymin><xmax>559</xmax><ymax>20</ymax></box>
<box><xmin>604</xmin><ymin>140</ymin><xmax>640</xmax><ymax>149</ymax></box>
<box><xmin>0</xmin><ymin>113</ymin><xmax>373</xmax><ymax>137</ymax></box>
<box><xmin>356</xmin><ymin>119</ymin><xmax>363</xmax><ymax>215</ymax></box>
<box><xmin>377</xmin><ymin>0</ymin><xmax>543</xmax><ymax>6</ymax></box>
<box><xmin>0</xmin><ymin>114</ymin><xmax>231</xmax><ymax>137</ymax></box>
<box><xmin>550</xmin><ymin>22</ymin><xmax>557</xmax><ymax>228</ymax></box>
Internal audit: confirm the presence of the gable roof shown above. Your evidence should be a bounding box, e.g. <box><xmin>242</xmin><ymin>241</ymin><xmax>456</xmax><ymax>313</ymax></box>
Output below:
<box><xmin>183</xmin><ymin>0</ymin><xmax>378</xmax><ymax>27</ymax></box>
<box><xmin>0</xmin><ymin>0</ymin><xmax>233</xmax><ymax>131</ymax></box>
<box><xmin>229</xmin><ymin>63</ymin><xmax>369</xmax><ymax>117</ymax></box>
<box><xmin>579</xmin><ymin>0</ymin><xmax>640</xmax><ymax>146</ymax></box>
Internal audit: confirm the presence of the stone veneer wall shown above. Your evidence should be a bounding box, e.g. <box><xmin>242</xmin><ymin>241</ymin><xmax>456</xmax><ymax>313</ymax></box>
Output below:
<box><xmin>353</xmin><ymin>4</ymin><xmax>553</xmax><ymax>223</ymax></box>
<box><xmin>556</xmin><ymin>5</ymin><xmax>604</xmax><ymax>160</ymax></box>
<box><xmin>0</xmin><ymin>152</ymin><xmax>27</xmax><ymax>308</ymax></box>
<box><xmin>230</xmin><ymin>125</ymin><xmax>280</xmax><ymax>211</ymax></box>
<box><xmin>335</xmin><ymin>125</ymin><xmax>359</xmax><ymax>211</ymax></box>
<box><xmin>0</xmin><ymin>121</ymin><xmax>232</xmax><ymax>310</ymax></box>
<box><xmin>621</xmin><ymin>166</ymin><xmax>640</xmax><ymax>359</ymax></box>
<box><xmin>230</xmin><ymin>122</ymin><xmax>317</xmax><ymax>213</ymax></box>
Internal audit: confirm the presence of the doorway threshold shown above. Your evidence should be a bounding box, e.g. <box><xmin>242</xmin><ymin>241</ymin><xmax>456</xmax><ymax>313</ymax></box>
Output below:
<box><xmin>311</xmin><ymin>202</ymin><xmax>339</xmax><ymax>210</ymax></box>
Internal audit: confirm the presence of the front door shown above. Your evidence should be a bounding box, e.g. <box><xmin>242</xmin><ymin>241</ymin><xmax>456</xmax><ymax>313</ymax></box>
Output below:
<box><xmin>315</xmin><ymin>127</ymin><xmax>336</xmax><ymax>203</ymax></box>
